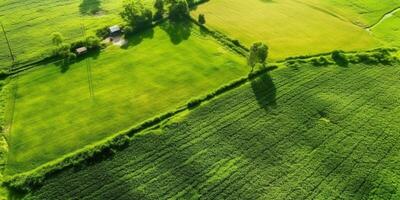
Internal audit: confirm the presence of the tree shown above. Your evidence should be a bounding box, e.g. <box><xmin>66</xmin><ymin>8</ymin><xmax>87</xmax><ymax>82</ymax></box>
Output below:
<box><xmin>198</xmin><ymin>14</ymin><xmax>206</xmax><ymax>25</ymax></box>
<box><xmin>331</xmin><ymin>50</ymin><xmax>348</xmax><ymax>66</ymax></box>
<box><xmin>120</xmin><ymin>0</ymin><xmax>153</xmax><ymax>32</ymax></box>
<box><xmin>154</xmin><ymin>0</ymin><xmax>164</xmax><ymax>20</ymax></box>
<box><xmin>168</xmin><ymin>0</ymin><xmax>189</xmax><ymax>21</ymax></box>
<box><xmin>51</xmin><ymin>32</ymin><xmax>64</xmax><ymax>46</ymax></box>
<box><xmin>248</xmin><ymin>42</ymin><xmax>268</xmax><ymax>70</ymax></box>
<box><xmin>85</xmin><ymin>36</ymin><xmax>101</xmax><ymax>49</ymax></box>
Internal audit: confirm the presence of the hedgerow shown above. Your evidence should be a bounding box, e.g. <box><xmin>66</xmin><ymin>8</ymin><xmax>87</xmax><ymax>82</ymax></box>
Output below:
<box><xmin>190</xmin><ymin>17</ymin><xmax>249</xmax><ymax>57</ymax></box>
<box><xmin>3</xmin><ymin>63</ymin><xmax>276</xmax><ymax>193</ymax></box>
<box><xmin>20</xmin><ymin>62</ymin><xmax>400</xmax><ymax>199</ymax></box>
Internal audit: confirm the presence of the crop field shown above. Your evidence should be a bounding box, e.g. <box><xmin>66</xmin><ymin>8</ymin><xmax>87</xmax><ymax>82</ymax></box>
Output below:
<box><xmin>1</xmin><ymin>0</ymin><xmax>400</xmax><ymax>199</ymax></box>
<box><xmin>0</xmin><ymin>0</ymin><xmax>156</xmax><ymax>69</ymax></box>
<box><xmin>191</xmin><ymin>0</ymin><xmax>380</xmax><ymax>60</ymax></box>
<box><xmin>20</xmin><ymin>62</ymin><xmax>400</xmax><ymax>199</ymax></box>
<box><xmin>5</xmin><ymin>22</ymin><xmax>248</xmax><ymax>175</ymax></box>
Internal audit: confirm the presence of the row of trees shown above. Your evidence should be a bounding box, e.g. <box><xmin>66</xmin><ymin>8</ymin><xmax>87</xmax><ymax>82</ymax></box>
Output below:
<box><xmin>121</xmin><ymin>0</ymin><xmax>190</xmax><ymax>33</ymax></box>
<box><xmin>51</xmin><ymin>32</ymin><xmax>101</xmax><ymax>64</ymax></box>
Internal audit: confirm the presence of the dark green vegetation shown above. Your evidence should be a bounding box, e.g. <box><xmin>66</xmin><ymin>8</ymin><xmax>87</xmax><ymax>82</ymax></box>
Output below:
<box><xmin>15</xmin><ymin>61</ymin><xmax>400</xmax><ymax>199</ymax></box>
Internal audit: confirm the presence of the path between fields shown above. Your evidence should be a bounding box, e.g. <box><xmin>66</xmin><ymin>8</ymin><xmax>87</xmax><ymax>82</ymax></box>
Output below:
<box><xmin>367</xmin><ymin>7</ymin><xmax>400</xmax><ymax>32</ymax></box>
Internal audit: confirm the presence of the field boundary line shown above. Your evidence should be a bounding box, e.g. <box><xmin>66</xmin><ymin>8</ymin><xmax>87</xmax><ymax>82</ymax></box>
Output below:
<box><xmin>2</xmin><ymin>65</ymin><xmax>277</xmax><ymax>193</ymax></box>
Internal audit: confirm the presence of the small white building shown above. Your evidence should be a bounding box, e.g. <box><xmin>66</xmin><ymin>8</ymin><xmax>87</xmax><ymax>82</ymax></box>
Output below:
<box><xmin>109</xmin><ymin>25</ymin><xmax>121</xmax><ymax>36</ymax></box>
<box><xmin>75</xmin><ymin>47</ymin><xmax>88</xmax><ymax>55</ymax></box>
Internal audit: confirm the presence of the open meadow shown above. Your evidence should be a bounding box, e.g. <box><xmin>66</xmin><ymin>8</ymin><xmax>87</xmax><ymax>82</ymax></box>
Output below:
<box><xmin>5</xmin><ymin>21</ymin><xmax>248</xmax><ymax>174</ymax></box>
<box><xmin>0</xmin><ymin>0</ymin><xmax>155</xmax><ymax>69</ymax></box>
<box><xmin>191</xmin><ymin>0</ymin><xmax>380</xmax><ymax>60</ymax></box>
<box><xmin>21</xmin><ymin>61</ymin><xmax>400</xmax><ymax>199</ymax></box>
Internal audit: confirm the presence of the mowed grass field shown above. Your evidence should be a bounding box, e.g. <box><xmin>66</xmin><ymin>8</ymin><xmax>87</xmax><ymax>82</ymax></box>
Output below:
<box><xmin>0</xmin><ymin>0</ymin><xmax>154</xmax><ymax>69</ymax></box>
<box><xmin>21</xmin><ymin>62</ymin><xmax>400</xmax><ymax>200</ymax></box>
<box><xmin>191</xmin><ymin>0</ymin><xmax>379</xmax><ymax>60</ymax></box>
<box><xmin>5</xmin><ymin>22</ymin><xmax>248</xmax><ymax>174</ymax></box>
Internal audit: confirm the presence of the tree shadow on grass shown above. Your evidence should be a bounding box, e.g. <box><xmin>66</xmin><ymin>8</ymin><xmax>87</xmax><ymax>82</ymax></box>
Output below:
<box><xmin>160</xmin><ymin>20</ymin><xmax>192</xmax><ymax>45</ymax></box>
<box><xmin>122</xmin><ymin>28</ymin><xmax>155</xmax><ymax>49</ymax></box>
<box><xmin>251</xmin><ymin>72</ymin><xmax>277</xmax><ymax>112</ymax></box>
<box><xmin>79</xmin><ymin>0</ymin><xmax>101</xmax><ymax>15</ymax></box>
<box><xmin>55</xmin><ymin>49</ymin><xmax>100</xmax><ymax>73</ymax></box>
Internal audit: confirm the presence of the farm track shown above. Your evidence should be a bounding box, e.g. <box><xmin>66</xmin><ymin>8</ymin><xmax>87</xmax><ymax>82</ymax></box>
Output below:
<box><xmin>367</xmin><ymin>7</ymin><xmax>400</xmax><ymax>30</ymax></box>
<box><xmin>21</xmin><ymin>63</ymin><xmax>400</xmax><ymax>200</ymax></box>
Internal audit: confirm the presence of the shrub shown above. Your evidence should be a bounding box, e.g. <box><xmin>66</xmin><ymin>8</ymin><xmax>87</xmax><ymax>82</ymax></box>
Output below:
<box><xmin>122</xmin><ymin>25</ymin><xmax>134</xmax><ymax>35</ymax></box>
<box><xmin>331</xmin><ymin>50</ymin><xmax>348</xmax><ymax>66</ymax></box>
<box><xmin>310</xmin><ymin>56</ymin><xmax>330</xmax><ymax>66</ymax></box>
<box><xmin>85</xmin><ymin>36</ymin><xmax>101</xmax><ymax>49</ymax></box>
<box><xmin>96</xmin><ymin>26</ymin><xmax>110</xmax><ymax>39</ymax></box>
<box><xmin>198</xmin><ymin>14</ymin><xmax>206</xmax><ymax>25</ymax></box>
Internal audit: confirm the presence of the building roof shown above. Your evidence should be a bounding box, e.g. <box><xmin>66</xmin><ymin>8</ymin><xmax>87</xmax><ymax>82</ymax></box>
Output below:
<box><xmin>76</xmin><ymin>47</ymin><xmax>88</xmax><ymax>54</ymax></box>
<box><xmin>109</xmin><ymin>25</ymin><xmax>121</xmax><ymax>33</ymax></box>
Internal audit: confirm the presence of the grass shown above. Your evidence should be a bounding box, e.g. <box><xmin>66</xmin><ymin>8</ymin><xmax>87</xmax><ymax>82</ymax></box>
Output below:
<box><xmin>0</xmin><ymin>0</ymin><xmax>155</xmax><ymax>69</ymax></box>
<box><xmin>19</xmin><ymin>61</ymin><xmax>400</xmax><ymax>199</ymax></box>
<box><xmin>371</xmin><ymin>11</ymin><xmax>400</xmax><ymax>47</ymax></box>
<box><xmin>302</xmin><ymin>0</ymin><xmax>400</xmax><ymax>27</ymax></box>
<box><xmin>5</xmin><ymin>21</ymin><xmax>248</xmax><ymax>175</ymax></box>
<box><xmin>191</xmin><ymin>0</ymin><xmax>379</xmax><ymax>60</ymax></box>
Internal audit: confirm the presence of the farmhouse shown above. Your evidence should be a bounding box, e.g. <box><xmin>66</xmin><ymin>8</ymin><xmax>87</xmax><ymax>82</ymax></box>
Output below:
<box><xmin>75</xmin><ymin>47</ymin><xmax>88</xmax><ymax>55</ymax></box>
<box><xmin>109</xmin><ymin>25</ymin><xmax>121</xmax><ymax>36</ymax></box>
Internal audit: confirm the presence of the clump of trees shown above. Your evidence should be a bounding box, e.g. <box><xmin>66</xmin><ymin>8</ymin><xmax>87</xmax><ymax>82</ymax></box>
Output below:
<box><xmin>51</xmin><ymin>32</ymin><xmax>102</xmax><ymax>64</ymax></box>
<box><xmin>51</xmin><ymin>32</ymin><xmax>76</xmax><ymax>64</ymax></box>
<box><xmin>167</xmin><ymin>0</ymin><xmax>190</xmax><ymax>21</ymax></box>
<box><xmin>120</xmin><ymin>0</ymin><xmax>153</xmax><ymax>32</ymax></box>
<box><xmin>248</xmin><ymin>42</ymin><xmax>269</xmax><ymax>71</ymax></box>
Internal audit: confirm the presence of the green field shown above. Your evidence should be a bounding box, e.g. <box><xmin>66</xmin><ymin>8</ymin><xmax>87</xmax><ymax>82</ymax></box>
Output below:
<box><xmin>5</xmin><ymin>22</ymin><xmax>248</xmax><ymax>175</ymax></box>
<box><xmin>371</xmin><ymin>11</ymin><xmax>400</xmax><ymax>47</ymax></box>
<box><xmin>303</xmin><ymin>0</ymin><xmax>400</xmax><ymax>27</ymax></box>
<box><xmin>191</xmin><ymin>0</ymin><xmax>380</xmax><ymax>60</ymax></box>
<box><xmin>1</xmin><ymin>0</ymin><xmax>400</xmax><ymax>199</ymax></box>
<box><xmin>0</xmin><ymin>0</ymin><xmax>156</xmax><ymax>69</ymax></box>
<box><xmin>20</xmin><ymin>62</ymin><xmax>400</xmax><ymax>199</ymax></box>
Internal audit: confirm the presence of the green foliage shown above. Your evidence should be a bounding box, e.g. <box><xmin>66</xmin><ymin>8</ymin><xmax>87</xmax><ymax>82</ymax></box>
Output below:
<box><xmin>198</xmin><ymin>13</ymin><xmax>206</xmax><ymax>24</ymax></box>
<box><xmin>120</xmin><ymin>0</ymin><xmax>153</xmax><ymax>32</ymax></box>
<box><xmin>15</xmin><ymin>62</ymin><xmax>400</xmax><ymax>199</ymax></box>
<box><xmin>331</xmin><ymin>50</ymin><xmax>349</xmax><ymax>66</ymax></box>
<box><xmin>96</xmin><ymin>26</ymin><xmax>111</xmax><ymax>39</ymax></box>
<box><xmin>5</xmin><ymin>24</ymin><xmax>247</xmax><ymax>174</ymax></box>
<box><xmin>168</xmin><ymin>0</ymin><xmax>190</xmax><ymax>21</ymax></box>
<box><xmin>248</xmin><ymin>42</ymin><xmax>268</xmax><ymax>68</ymax></box>
<box><xmin>310</xmin><ymin>56</ymin><xmax>331</xmax><ymax>66</ymax></box>
<box><xmin>85</xmin><ymin>36</ymin><xmax>101</xmax><ymax>49</ymax></box>
<box><xmin>51</xmin><ymin>32</ymin><xmax>64</xmax><ymax>46</ymax></box>
<box><xmin>153</xmin><ymin>0</ymin><xmax>165</xmax><ymax>21</ymax></box>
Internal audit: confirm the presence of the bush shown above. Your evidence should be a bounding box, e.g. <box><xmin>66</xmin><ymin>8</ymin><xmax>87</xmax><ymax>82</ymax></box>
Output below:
<box><xmin>96</xmin><ymin>26</ymin><xmax>110</xmax><ymax>39</ymax></box>
<box><xmin>331</xmin><ymin>50</ymin><xmax>348</xmax><ymax>66</ymax></box>
<box><xmin>122</xmin><ymin>25</ymin><xmax>134</xmax><ymax>35</ymax></box>
<box><xmin>198</xmin><ymin>14</ymin><xmax>206</xmax><ymax>24</ymax></box>
<box><xmin>85</xmin><ymin>36</ymin><xmax>101</xmax><ymax>49</ymax></box>
<box><xmin>310</xmin><ymin>56</ymin><xmax>330</xmax><ymax>66</ymax></box>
